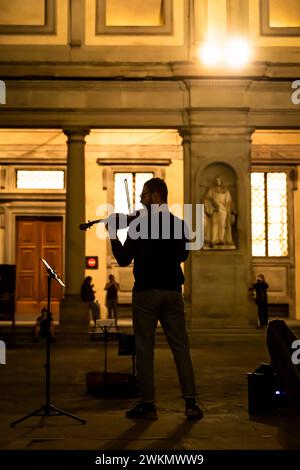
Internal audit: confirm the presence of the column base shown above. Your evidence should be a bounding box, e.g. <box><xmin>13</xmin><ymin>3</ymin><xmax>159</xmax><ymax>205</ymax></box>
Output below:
<box><xmin>189</xmin><ymin>316</ymin><xmax>252</xmax><ymax>329</ymax></box>
<box><xmin>59</xmin><ymin>295</ymin><xmax>90</xmax><ymax>334</ymax></box>
<box><xmin>188</xmin><ymin>305</ymin><xmax>257</xmax><ymax>329</ymax></box>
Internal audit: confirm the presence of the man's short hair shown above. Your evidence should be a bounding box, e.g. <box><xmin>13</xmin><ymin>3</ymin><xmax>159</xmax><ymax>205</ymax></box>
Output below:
<box><xmin>145</xmin><ymin>177</ymin><xmax>168</xmax><ymax>202</ymax></box>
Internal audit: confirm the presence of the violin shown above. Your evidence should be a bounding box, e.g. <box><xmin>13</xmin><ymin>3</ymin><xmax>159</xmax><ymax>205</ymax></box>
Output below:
<box><xmin>80</xmin><ymin>178</ymin><xmax>142</xmax><ymax>231</ymax></box>
<box><xmin>79</xmin><ymin>211</ymin><xmax>141</xmax><ymax>231</ymax></box>
<box><xmin>79</xmin><ymin>218</ymin><xmax>104</xmax><ymax>231</ymax></box>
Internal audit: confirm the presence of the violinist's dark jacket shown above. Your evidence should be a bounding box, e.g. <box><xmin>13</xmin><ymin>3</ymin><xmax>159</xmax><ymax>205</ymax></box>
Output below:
<box><xmin>110</xmin><ymin>209</ymin><xmax>189</xmax><ymax>292</ymax></box>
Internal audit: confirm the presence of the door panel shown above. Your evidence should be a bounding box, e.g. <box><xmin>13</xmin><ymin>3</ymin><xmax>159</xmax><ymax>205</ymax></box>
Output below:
<box><xmin>41</xmin><ymin>220</ymin><xmax>62</xmax><ymax>246</ymax></box>
<box><xmin>18</xmin><ymin>220</ymin><xmax>38</xmax><ymax>244</ymax></box>
<box><xmin>18</xmin><ymin>275</ymin><xmax>36</xmax><ymax>299</ymax></box>
<box><xmin>42</xmin><ymin>248</ymin><xmax>61</xmax><ymax>271</ymax></box>
<box><xmin>40</xmin><ymin>220</ymin><xmax>62</xmax><ymax>306</ymax></box>
<box><xmin>18</xmin><ymin>248</ymin><xmax>36</xmax><ymax>270</ymax></box>
<box><xmin>16</xmin><ymin>220</ymin><xmax>39</xmax><ymax>313</ymax></box>
<box><xmin>16</xmin><ymin>218</ymin><xmax>63</xmax><ymax>317</ymax></box>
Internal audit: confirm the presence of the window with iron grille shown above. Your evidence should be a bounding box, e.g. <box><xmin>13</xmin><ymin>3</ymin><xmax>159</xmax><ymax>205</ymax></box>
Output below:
<box><xmin>251</xmin><ymin>172</ymin><xmax>288</xmax><ymax>257</ymax></box>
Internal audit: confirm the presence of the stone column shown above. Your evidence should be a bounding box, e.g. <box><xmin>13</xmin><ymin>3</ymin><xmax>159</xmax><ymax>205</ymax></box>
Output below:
<box><xmin>0</xmin><ymin>212</ymin><xmax>5</xmax><ymax>264</ymax></box>
<box><xmin>179</xmin><ymin>128</ymin><xmax>192</xmax><ymax>324</ymax></box>
<box><xmin>60</xmin><ymin>128</ymin><xmax>90</xmax><ymax>333</ymax></box>
<box><xmin>189</xmin><ymin>125</ymin><xmax>256</xmax><ymax>327</ymax></box>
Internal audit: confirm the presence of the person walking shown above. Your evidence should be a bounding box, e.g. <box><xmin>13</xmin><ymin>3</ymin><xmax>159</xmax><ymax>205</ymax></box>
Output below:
<box><xmin>104</xmin><ymin>274</ymin><xmax>119</xmax><ymax>327</ymax></box>
<box><xmin>80</xmin><ymin>276</ymin><xmax>100</xmax><ymax>325</ymax></box>
<box><xmin>33</xmin><ymin>308</ymin><xmax>55</xmax><ymax>343</ymax></box>
<box><xmin>106</xmin><ymin>177</ymin><xmax>203</xmax><ymax>420</ymax></box>
<box><xmin>252</xmin><ymin>274</ymin><xmax>269</xmax><ymax>328</ymax></box>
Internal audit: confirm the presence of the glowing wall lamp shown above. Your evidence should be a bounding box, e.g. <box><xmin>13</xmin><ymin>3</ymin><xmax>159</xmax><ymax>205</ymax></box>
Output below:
<box><xmin>224</xmin><ymin>38</ymin><xmax>251</xmax><ymax>68</ymax></box>
<box><xmin>198</xmin><ymin>42</ymin><xmax>221</xmax><ymax>67</ymax></box>
<box><xmin>198</xmin><ymin>38</ymin><xmax>251</xmax><ymax>68</ymax></box>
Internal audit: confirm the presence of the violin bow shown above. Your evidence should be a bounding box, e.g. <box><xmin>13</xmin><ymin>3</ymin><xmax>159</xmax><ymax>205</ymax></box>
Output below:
<box><xmin>124</xmin><ymin>178</ymin><xmax>132</xmax><ymax>214</ymax></box>
<box><xmin>79</xmin><ymin>179</ymin><xmax>133</xmax><ymax>231</ymax></box>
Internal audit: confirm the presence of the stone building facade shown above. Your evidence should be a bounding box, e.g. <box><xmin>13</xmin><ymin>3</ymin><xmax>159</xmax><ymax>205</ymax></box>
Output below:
<box><xmin>0</xmin><ymin>1</ymin><xmax>300</xmax><ymax>328</ymax></box>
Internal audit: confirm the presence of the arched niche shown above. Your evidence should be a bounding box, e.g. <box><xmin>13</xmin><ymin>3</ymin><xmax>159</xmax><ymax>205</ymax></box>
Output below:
<box><xmin>198</xmin><ymin>162</ymin><xmax>238</xmax><ymax>250</ymax></box>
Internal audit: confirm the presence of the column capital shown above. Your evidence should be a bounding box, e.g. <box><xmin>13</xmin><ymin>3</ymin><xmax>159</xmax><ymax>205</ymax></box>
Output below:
<box><xmin>189</xmin><ymin>126</ymin><xmax>255</xmax><ymax>143</ymax></box>
<box><xmin>63</xmin><ymin>128</ymin><xmax>90</xmax><ymax>142</ymax></box>
<box><xmin>178</xmin><ymin>127</ymin><xmax>191</xmax><ymax>144</ymax></box>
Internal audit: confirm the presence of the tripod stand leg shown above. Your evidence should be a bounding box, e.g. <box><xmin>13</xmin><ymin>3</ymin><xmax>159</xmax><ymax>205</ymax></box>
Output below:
<box><xmin>48</xmin><ymin>405</ymin><xmax>86</xmax><ymax>424</ymax></box>
<box><xmin>10</xmin><ymin>404</ymin><xmax>86</xmax><ymax>426</ymax></box>
<box><xmin>11</xmin><ymin>265</ymin><xmax>87</xmax><ymax>428</ymax></box>
<box><xmin>132</xmin><ymin>355</ymin><xmax>136</xmax><ymax>377</ymax></box>
<box><xmin>10</xmin><ymin>406</ymin><xmax>45</xmax><ymax>427</ymax></box>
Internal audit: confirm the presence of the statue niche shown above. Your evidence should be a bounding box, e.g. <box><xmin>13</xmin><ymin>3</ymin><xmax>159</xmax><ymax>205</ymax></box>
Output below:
<box><xmin>202</xmin><ymin>175</ymin><xmax>237</xmax><ymax>250</ymax></box>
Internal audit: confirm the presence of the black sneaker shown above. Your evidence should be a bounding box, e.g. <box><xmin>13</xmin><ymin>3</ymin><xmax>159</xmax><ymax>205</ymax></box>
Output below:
<box><xmin>126</xmin><ymin>402</ymin><xmax>158</xmax><ymax>420</ymax></box>
<box><xmin>185</xmin><ymin>399</ymin><xmax>204</xmax><ymax>420</ymax></box>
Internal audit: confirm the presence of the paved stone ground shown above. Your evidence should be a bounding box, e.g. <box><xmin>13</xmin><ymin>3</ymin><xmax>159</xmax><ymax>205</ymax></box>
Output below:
<box><xmin>0</xmin><ymin>330</ymin><xmax>300</xmax><ymax>453</ymax></box>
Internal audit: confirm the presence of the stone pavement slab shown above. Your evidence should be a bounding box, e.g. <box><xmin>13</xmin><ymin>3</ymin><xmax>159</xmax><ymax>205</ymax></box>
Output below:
<box><xmin>0</xmin><ymin>331</ymin><xmax>300</xmax><ymax>453</ymax></box>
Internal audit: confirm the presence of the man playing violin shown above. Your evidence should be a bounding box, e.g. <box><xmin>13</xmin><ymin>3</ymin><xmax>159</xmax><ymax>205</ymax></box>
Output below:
<box><xmin>106</xmin><ymin>177</ymin><xmax>203</xmax><ymax>421</ymax></box>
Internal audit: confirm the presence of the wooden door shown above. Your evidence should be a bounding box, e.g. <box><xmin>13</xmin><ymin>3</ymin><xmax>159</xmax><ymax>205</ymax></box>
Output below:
<box><xmin>16</xmin><ymin>218</ymin><xmax>63</xmax><ymax>317</ymax></box>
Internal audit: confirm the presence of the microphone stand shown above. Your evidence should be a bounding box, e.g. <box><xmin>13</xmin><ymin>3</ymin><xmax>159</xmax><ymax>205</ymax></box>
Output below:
<box><xmin>11</xmin><ymin>259</ymin><xmax>86</xmax><ymax>426</ymax></box>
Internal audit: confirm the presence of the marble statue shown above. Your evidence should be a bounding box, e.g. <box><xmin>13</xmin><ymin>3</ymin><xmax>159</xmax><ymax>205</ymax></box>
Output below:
<box><xmin>202</xmin><ymin>176</ymin><xmax>236</xmax><ymax>249</ymax></box>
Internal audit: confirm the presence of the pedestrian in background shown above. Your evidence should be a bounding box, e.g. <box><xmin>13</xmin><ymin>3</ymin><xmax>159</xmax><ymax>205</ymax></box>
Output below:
<box><xmin>81</xmin><ymin>276</ymin><xmax>100</xmax><ymax>325</ymax></box>
<box><xmin>105</xmin><ymin>274</ymin><xmax>119</xmax><ymax>327</ymax></box>
<box><xmin>252</xmin><ymin>274</ymin><xmax>269</xmax><ymax>328</ymax></box>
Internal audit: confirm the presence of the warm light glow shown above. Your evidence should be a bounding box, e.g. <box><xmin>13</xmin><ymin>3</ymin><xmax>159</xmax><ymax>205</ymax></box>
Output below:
<box><xmin>134</xmin><ymin>173</ymin><xmax>154</xmax><ymax>210</ymax></box>
<box><xmin>224</xmin><ymin>38</ymin><xmax>251</xmax><ymax>68</ymax></box>
<box><xmin>17</xmin><ymin>170</ymin><xmax>64</xmax><ymax>189</ymax></box>
<box><xmin>198</xmin><ymin>42</ymin><xmax>221</xmax><ymax>67</ymax></box>
<box><xmin>251</xmin><ymin>172</ymin><xmax>288</xmax><ymax>257</ymax></box>
<box><xmin>106</xmin><ymin>0</ymin><xmax>163</xmax><ymax>27</ymax></box>
<box><xmin>251</xmin><ymin>173</ymin><xmax>266</xmax><ymax>256</ymax></box>
<box><xmin>267</xmin><ymin>173</ymin><xmax>288</xmax><ymax>256</ymax></box>
<box><xmin>269</xmin><ymin>0</ymin><xmax>300</xmax><ymax>28</ymax></box>
<box><xmin>198</xmin><ymin>38</ymin><xmax>251</xmax><ymax>68</ymax></box>
<box><xmin>114</xmin><ymin>173</ymin><xmax>133</xmax><ymax>245</ymax></box>
<box><xmin>114</xmin><ymin>172</ymin><xmax>153</xmax><ymax>244</ymax></box>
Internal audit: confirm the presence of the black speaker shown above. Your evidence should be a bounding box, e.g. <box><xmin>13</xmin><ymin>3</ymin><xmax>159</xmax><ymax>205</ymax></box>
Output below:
<box><xmin>86</xmin><ymin>371</ymin><xmax>138</xmax><ymax>398</ymax></box>
<box><xmin>0</xmin><ymin>265</ymin><xmax>16</xmax><ymax>321</ymax></box>
<box><xmin>247</xmin><ymin>363</ymin><xmax>287</xmax><ymax>414</ymax></box>
<box><xmin>118</xmin><ymin>334</ymin><xmax>135</xmax><ymax>356</ymax></box>
<box><xmin>0</xmin><ymin>265</ymin><xmax>16</xmax><ymax>294</ymax></box>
